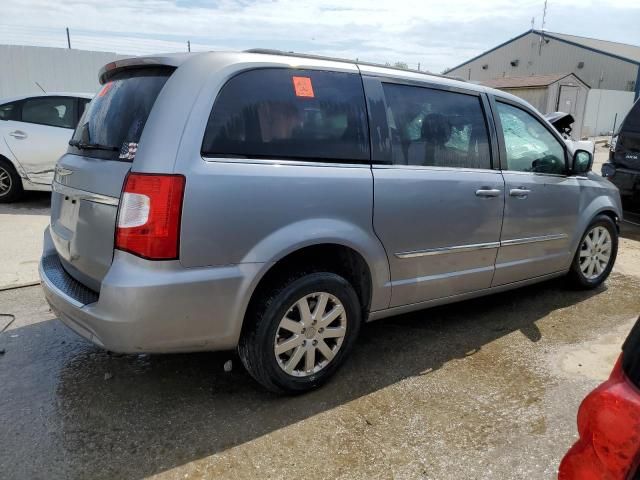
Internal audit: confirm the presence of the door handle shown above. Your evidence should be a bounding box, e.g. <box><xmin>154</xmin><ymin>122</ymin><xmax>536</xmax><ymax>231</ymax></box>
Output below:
<box><xmin>509</xmin><ymin>188</ymin><xmax>531</xmax><ymax>198</ymax></box>
<box><xmin>9</xmin><ymin>130</ymin><xmax>27</xmax><ymax>139</ymax></box>
<box><xmin>475</xmin><ymin>188</ymin><xmax>501</xmax><ymax>198</ymax></box>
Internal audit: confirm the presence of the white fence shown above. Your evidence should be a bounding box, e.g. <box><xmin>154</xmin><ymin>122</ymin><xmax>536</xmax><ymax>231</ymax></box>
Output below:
<box><xmin>0</xmin><ymin>45</ymin><xmax>125</xmax><ymax>99</ymax></box>
<box><xmin>583</xmin><ymin>89</ymin><xmax>636</xmax><ymax>137</ymax></box>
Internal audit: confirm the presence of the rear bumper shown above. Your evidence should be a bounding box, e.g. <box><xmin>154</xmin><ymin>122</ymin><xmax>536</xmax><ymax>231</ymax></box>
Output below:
<box><xmin>609</xmin><ymin>167</ymin><xmax>640</xmax><ymax>198</ymax></box>
<box><xmin>39</xmin><ymin>226</ymin><xmax>263</xmax><ymax>353</ymax></box>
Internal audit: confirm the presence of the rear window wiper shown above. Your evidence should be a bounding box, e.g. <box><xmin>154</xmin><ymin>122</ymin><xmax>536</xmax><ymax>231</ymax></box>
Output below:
<box><xmin>69</xmin><ymin>139</ymin><xmax>119</xmax><ymax>152</ymax></box>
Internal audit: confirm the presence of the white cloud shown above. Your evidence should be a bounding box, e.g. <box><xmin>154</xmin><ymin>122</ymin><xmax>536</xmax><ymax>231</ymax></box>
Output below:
<box><xmin>2</xmin><ymin>0</ymin><xmax>639</xmax><ymax>72</ymax></box>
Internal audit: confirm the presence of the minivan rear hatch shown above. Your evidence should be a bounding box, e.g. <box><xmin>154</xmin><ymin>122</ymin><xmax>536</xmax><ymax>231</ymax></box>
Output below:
<box><xmin>50</xmin><ymin>66</ymin><xmax>174</xmax><ymax>291</ymax></box>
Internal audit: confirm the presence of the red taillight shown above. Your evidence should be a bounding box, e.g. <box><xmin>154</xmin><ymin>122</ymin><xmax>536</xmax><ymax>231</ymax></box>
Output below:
<box><xmin>559</xmin><ymin>356</ymin><xmax>640</xmax><ymax>480</ymax></box>
<box><xmin>115</xmin><ymin>173</ymin><xmax>185</xmax><ymax>260</ymax></box>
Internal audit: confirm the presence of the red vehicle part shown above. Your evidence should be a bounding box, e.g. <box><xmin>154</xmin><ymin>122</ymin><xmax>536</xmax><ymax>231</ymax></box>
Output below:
<box><xmin>559</xmin><ymin>356</ymin><xmax>640</xmax><ymax>480</ymax></box>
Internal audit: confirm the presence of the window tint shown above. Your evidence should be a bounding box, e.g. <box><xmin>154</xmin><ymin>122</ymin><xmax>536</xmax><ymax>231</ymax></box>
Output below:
<box><xmin>22</xmin><ymin>97</ymin><xmax>75</xmax><ymax>128</ymax></box>
<box><xmin>0</xmin><ymin>102</ymin><xmax>20</xmax><ymax>121</ymax></box>
<box><xmin>202</xmin><ymin>69</ymin><xmax>369</xmax><ymax>162</ymax></box>
<box><xmin>497</xmin><ymin>102</ymin><xmax>566</xmax><ymax>175</ymax></box>
<box><xmin>72</xmin><ymin>68</ymin><xmax>173</xmax><ymax>161</ymax></box>
<box><xmin>382</xmin><ymin>83</ymin><xmax>491</xmax><ymax>169</ymax></box>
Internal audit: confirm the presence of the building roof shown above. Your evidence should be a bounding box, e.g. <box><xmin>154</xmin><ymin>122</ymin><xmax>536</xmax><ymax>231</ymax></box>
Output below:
<box><xmin>480</xmin><ymin>73</ymin><xmax>588</xmax><ymax>89</ymax></box>
<box><xmin>543</xmin><ymin>31</ymin><xmax>640</xmax><ymax>64</ymax></box>
<box><xmin>445</xmin><ymin>29</ymin><xmax>640</xmax><ymax>74</ymax></box>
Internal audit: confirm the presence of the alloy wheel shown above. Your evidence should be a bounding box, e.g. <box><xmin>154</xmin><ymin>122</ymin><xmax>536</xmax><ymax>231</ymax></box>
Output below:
<box><xmin>0</xmin><ymin>166</ymin><xmax>12</xmax><ymax>197</ymax></box>
<box><xmin>274</xmin><ymin>292</ymin><xmax>347</xmax><ymax>377</ymax></box>
<box><xmin>579</xmin><ymin>226</ymin><xmax>612</xmax><ymax>280</ymax></box>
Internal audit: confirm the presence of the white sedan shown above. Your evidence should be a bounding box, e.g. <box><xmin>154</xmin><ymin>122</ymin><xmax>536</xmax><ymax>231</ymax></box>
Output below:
<box><xmin>0</xmin><ymin>92</ymin><xmax>93</xmax><ymax>202</ymax></box>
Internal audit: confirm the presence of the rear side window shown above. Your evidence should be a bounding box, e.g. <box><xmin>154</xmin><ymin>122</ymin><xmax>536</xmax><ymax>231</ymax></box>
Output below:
<box><xmin>0</xmin><ymin>102</ymin><xmax>20</xmax><ymax>121</ymax></box>
<box><xmin>22</xmin><ymin>97</ymin><xmax>75</xmax><ymax>128</ymax></box>
<box><xmin>71</xmin><ymin>68</ymin><xmax>173</xmax><ymax>160</ymax></box>
<box><xmin>382</xmin><ymin>83</ymin><xmax>491</xmax><ymax>169</ymax></box>
<box><xmin>202</xmin><ymin>68</ymin><xmax>370</xmax><ymax>162</ymax></box>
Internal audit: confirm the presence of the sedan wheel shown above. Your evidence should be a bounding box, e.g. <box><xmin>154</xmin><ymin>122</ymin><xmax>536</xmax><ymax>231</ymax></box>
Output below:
<box><xmin>0</xmin><ymin>165</ymin><xmax>12</xmax><ymax>198</ymax></box>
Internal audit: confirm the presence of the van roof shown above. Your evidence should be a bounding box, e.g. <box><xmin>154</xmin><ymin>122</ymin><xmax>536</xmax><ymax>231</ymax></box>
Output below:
<box><xmin>97</xmin><ymin>50</ymin><xmax>525</xmax><ymax>106</ymax></box>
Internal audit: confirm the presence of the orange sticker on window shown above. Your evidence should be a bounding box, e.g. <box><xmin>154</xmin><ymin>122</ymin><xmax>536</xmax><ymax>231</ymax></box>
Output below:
<box><xmin>292</xmin><ymin>76</ymin><xmax>314</xmax><ymax>98</ymax></box>
<box><xmin>98</xmin><ymin>82</ymin><xmax>113</xmax><ymax>97</ymax></box>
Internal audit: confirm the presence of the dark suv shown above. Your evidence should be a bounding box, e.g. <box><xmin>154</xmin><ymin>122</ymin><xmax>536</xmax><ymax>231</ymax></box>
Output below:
<box><xmin>604</xmin><ymin>98</ymin><xmax>640</xmax><ymax>208</ymax></box>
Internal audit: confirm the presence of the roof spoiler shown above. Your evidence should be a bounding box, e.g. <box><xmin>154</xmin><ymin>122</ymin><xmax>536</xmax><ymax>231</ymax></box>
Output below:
<box><xmin>98</xmin><ymin>55</ymin><xmax>189</xmax><ymax>84</ymax></box>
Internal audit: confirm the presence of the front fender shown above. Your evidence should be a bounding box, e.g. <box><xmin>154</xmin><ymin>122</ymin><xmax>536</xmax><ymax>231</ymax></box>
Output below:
<box><xmin>571</xmin><ymin>193</ymin><xmax>622</xmax><ymax>253</ymax></box>
<box><xmin>0</xmin><ymin>136</ymin><xmax>28</xmax><ymax>180</ymax></box>
<box><xmin>241</xmin><ymin>217</ymin><xmax>391</xmax><ymax>312</ymax></box>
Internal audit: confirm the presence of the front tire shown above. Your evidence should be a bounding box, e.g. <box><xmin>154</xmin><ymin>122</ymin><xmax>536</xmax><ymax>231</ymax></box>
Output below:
<box><xmin>0</xmin><ymin>159</ymin><xmax>23</xmax><ymax>203</ymax></box>
<box><xmin>567</xmin><ymin>214</ymin><xmax>618</xmax><ymax>289</ymax></box>
<box><xmin>239</xmin><ymin>272</ymin><xmax>361</xmax><ymax>394</ymax></box>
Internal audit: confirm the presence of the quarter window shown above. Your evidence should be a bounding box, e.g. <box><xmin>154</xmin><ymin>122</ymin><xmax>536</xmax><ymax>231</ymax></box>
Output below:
<box><xmin>0</xmin><ymin>102</ymin><xmax>20</xmax><ymax>121</ymax></box>
<box><xmin>22</xmin><ymin>97</ymin><xmax>75</xmax><ymax>129</ymax></box>
<box><xmin>496</xmin><ymin>102</ymin><xmax>566</xmax><ymax>174</ymax></box>
<box><xmin>202</xmin><ymin>69</ymin><xmax>370</xmax><ymax>162</ymax></box>
<box><xmin>382</xmin><ymin>83</ymin><xmax>491</xmax><ymax>169</ymax></box>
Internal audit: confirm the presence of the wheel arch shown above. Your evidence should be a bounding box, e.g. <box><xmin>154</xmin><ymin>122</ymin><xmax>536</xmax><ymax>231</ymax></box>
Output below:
<box><xmin>573</xmin><ymin>196</ymin><xmax>622</xmax><ymax>253</ymax></box>
<box><xmin>241</xmin><ymin>242</ymin><xmax>379</xmax><ymax>341</ymax></box>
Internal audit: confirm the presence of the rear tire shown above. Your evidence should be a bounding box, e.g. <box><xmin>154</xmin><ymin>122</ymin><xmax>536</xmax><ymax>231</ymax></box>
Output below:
<box><xmin>0</xmin><ymin>159</ymin><xmax>23</xmax><ymax>203</ymax></box>
<box><xmin>567</xmin><ymin>214</ymin><xmax>618</xmax><ymax>289</ymax></box>
<box><xmin>239</xmin><ymin>271</ymin><xmax>361</xmax><ymax>394</ymax></box>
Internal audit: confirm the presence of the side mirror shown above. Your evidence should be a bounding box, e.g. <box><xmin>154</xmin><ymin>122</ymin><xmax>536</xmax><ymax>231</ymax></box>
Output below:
<box><xmin>572</xmin><ymin>149</ymin><xmax>592</xmax><ymax>175</ymax></box>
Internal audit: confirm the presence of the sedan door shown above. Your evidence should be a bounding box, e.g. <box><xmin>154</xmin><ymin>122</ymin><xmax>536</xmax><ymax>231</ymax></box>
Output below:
<box><xmin>367</xmin><ymin>78</ymin><xmax>505</xmax><ymax>307</ymax></box>
<box><xmin>491</xmin><ymin>99</ymin><xmax>580</xmax><ymax>286</ymax></box>
<box><xmin>3</xmin><ymin>96</ymin><xmax>77</xmax><ymax>185</ymax></box>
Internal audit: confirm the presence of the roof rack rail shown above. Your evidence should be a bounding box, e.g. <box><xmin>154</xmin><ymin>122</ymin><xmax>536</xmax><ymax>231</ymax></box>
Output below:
<box><xmin>243</xmin><ymin>48</ymin><xmax>465</xmax><ymax>82</ymax></box>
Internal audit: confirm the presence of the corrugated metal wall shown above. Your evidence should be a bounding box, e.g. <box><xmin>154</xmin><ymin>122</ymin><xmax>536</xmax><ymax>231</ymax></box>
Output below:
<box><xmin>0</xmin><ymin>45</ymin><xmax>126</xmax><ymax>99</ymax></box>
<box><xmin>448</xmin><ymin>32</ymin><xmax>639</xmax><ymax>92</ymax></box>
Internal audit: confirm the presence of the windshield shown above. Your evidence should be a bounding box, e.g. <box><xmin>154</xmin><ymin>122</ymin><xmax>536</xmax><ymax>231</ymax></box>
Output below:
<box><xmin>71</xmin><ymin>67</ymin><xmax>173</xmax><ymax>161</ymax></box>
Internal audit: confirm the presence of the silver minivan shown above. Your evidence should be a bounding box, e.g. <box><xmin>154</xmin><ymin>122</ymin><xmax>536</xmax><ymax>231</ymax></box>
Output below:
<box><xmin>40</xmin><ymin>51</ymin><xmax>622</xmax><ymax>393</ymax></box>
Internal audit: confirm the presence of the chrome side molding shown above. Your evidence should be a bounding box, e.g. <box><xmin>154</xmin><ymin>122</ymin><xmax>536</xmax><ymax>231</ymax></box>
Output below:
<box><xmin>395</xmin><ymin>233</ymin><xmax>568</xmax><ymax>259</ymax></box>
<box><xmin>396</xmin><ymin>242</ymin><xmax>500</xmax><ymax>259</ymax></box>
<box><xmin>500</xmin><ymin>233</ymin><xmax>568</xmax><ymax>247</ymax></box>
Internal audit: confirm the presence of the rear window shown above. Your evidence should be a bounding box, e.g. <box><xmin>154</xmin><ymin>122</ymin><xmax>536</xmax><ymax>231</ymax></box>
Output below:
<box><xmin>201</xmin><ymin>68</ymin><xmax>370</xmax><ymax>163</ymax></box>
<box><xmin>71</xmin><ymin>67</ymin><xmax>173</xmax><ymax>160</ymax></box>
<box><xmin>22</xmin><ymin>97</ymin><xmax>75</xmax><ymax>129</ymax></box>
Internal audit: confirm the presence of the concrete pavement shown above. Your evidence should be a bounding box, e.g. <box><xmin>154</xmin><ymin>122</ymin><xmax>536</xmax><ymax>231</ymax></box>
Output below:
<box><xmin>0</xmin><ymin>192</ymin><xmax>49</xmax><ymax>289</ymax></box>
<box><xmin>0</xmin><ymin>211</ymin><xmax>639</xmax><ymax>479</ymax></box>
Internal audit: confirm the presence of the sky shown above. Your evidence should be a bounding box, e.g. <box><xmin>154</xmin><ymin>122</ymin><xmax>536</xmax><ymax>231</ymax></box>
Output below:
<box><xmin>2</xmin><ymin>0</ymin><xmax>640</xmax><ymax>73</ymax></box>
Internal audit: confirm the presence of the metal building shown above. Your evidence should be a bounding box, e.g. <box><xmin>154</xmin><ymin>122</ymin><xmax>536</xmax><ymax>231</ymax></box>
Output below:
<box><xmin>446</xmin><ymin>30</ymin><xmax>640</xmax><ymax>137</ymax></box>
<box><xmin>0</xmin><ymin>45</ymin><xmax>125</xmax><ymax>99</ymax></box>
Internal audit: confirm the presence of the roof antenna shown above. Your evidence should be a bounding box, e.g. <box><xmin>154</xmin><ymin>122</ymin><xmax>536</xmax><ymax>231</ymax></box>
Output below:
<box><xmin>530</xmin><ymin>16</ymin><xmax>535</xmax><ymax>30</ymax></box>
<box><xmin>34</xmin><ymin>81</ymin><xmax>46</xmax><ymax>94</ymax></box>
<box><xmin>538</xmin><ymin>0</ymin><xmax>548</xmax><ymax>54</ymax></box>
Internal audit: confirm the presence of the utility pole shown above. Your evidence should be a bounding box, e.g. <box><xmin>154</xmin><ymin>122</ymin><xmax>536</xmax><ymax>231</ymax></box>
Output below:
<box><xmin>187</xmin><ymin>40</ymin><xmax>191</xmax><ymax>52</ymax></box>
<box><xmin>66</xmin><ymin>27</ymin><xmax>71</xmax><ymax>49</ymax></box>
<box><xmin>538</xmin><ymin>0</ymin><xmax>548</xmax><ymax>55</ymax></box>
